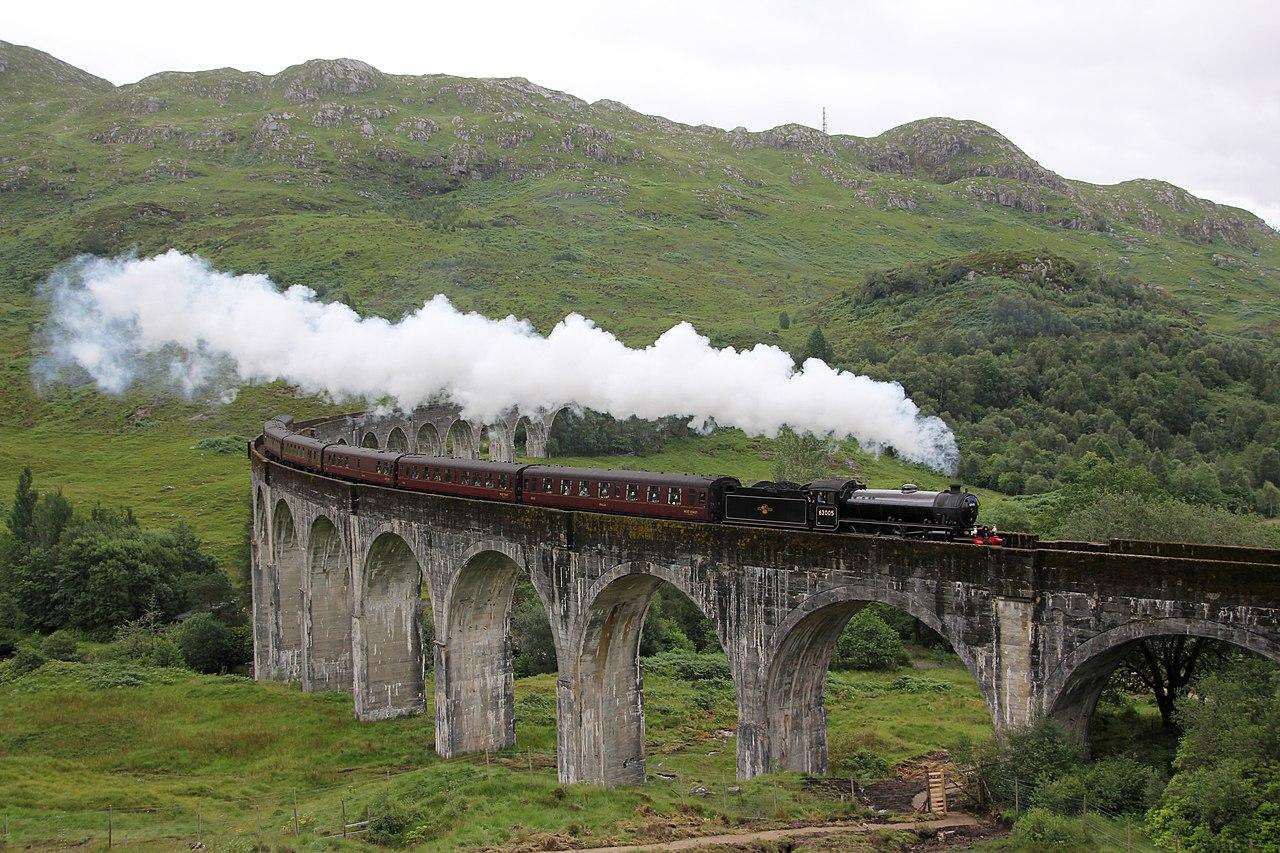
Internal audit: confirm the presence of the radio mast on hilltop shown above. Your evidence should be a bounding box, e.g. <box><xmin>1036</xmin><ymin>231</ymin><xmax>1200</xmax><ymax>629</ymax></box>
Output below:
<box><xmin>822</xmin><ymin>107</ymin><xmax>828</xmax><ymax>135</ymax></box>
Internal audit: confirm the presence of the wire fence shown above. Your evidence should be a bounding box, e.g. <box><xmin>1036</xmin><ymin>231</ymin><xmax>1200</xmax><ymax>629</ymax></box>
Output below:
<box><xmin>957</xmin><ymin>762</ymin><xmax>1172</xmax><ymax>852</ymax></box>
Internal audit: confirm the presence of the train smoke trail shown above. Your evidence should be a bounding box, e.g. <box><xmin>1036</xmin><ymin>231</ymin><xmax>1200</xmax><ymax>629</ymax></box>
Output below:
<box><xmin>34</xmin><ymin>251</ymin><xmax>959</xmax><ymax>472</ymax></box>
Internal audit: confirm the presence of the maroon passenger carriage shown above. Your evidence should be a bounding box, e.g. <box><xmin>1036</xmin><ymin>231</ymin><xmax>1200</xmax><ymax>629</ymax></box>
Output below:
<box><xmin>520</xmin><ymin>466</ymin><xmax>740</xmax><ymax>523</ymax></box>
<box><xmin>397</xmin><ymin>456</ymin><xmax>523</xmax><ymax>502</ymax></box>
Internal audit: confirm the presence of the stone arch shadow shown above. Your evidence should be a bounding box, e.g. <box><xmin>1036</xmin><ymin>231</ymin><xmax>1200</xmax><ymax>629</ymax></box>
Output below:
<box><xmin>386</xmin><ymin>426</ymin><xmax>409</xmax><ymax>453</ymax></box>
<box><xmin>304</xmin><ymin>514</ymin><xmax>352</xmax><ymax>693</ymax></box>
<box><xmin>435</xmin><ymin>540</ymin><xmax>557</xmax><ymax>757</ymax></box>
<box><xmin>758</xmin><ymin>583</ymin><xmax>987</xmax><ymax>777</ymax></box>
<box><xmin>361</xmin><ymin>431</ymin><xmax>379</xmax><ymax>449</ymax></box>
<box><xmin>416</xmin><ymin>422</ymin><xmax>442</xmax><ymax>456</ymax></box>
<box><xmin>355</xmin><ymin>528</ymin><xmax>426</xmax><ymax>720</ymax></box>
<box><xmin>567</xmin><ymin>561</ymin><xmax>734</xmax><ymax>786</ymax></box>
<box><xmin>445</xmin><ymin>420</ymin><xmax>476</xmax><ymax>458</ymax></box>
<box><xmin>1043</xmin><ymin>616</ymin><xmax>1280</xmax><ymax>742</ymax></box>
<box><xmin>270</xmin><ymin>497</ymin><xmax>306</xmax><ymax>681</ymax></box>
<box><xmin>251</xmin><ymin>485</ymin><xmax>272</xmax><ymax>678</ymax></box>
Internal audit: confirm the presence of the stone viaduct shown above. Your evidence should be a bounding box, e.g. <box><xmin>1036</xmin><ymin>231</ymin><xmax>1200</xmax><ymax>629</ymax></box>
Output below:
<box><xmin>329</xmin><ymin>403</ymin><xmax>562</xmax><ymax>461</ymax></box>
<box><xmin>251</xmin><ymin>414</ymin><xmax>1280</xmax><ymax>787</ymax></box>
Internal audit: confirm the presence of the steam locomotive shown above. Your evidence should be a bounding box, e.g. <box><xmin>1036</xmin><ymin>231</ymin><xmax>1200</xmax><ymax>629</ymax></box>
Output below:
<box><xmin>259</xmin><ymin>416</ymin><xmax>1002</xmax><ymax>544</ymax></box>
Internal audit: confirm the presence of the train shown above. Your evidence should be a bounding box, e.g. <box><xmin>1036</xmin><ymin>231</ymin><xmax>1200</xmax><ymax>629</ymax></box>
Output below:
<box><xmin>258</xmin><ymin>416</ymin><xmax>1003</xmax><ymax>545</ymax></box>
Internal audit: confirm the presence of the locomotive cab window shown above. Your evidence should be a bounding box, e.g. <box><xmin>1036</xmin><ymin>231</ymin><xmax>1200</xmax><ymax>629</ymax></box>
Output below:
<box><xmin>647</xmin><ymin>485</ymin><xmax>659</xmax><ymax>503</ymax></box>
<box><xmin>668</xmin><ymin>487</ymin><xmax>681</xmax><ymax>505</ymax></box>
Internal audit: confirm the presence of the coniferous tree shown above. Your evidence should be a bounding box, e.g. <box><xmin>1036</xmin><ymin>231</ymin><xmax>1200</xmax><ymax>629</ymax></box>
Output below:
<box><xmin>8</xmin><ymin>467</ymin><xmax>36</xmax><ymax>542</ymax></box>
<box><xmin>802</xmin><ymin>327</ymin><xmax>833</xmax><ymax>364</ymax></box>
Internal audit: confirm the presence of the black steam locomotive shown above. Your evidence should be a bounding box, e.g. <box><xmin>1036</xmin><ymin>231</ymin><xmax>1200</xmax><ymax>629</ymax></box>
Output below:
<box><xmin>258</xmin><ymin>416</ymin><xmax>1001</xmax><ymax>545</ymax></box>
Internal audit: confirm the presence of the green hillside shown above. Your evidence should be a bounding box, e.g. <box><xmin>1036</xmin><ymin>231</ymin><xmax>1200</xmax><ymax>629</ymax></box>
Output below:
<box><xmin>1</xmin><ymin>40</ymin><xmax>1278</xmax><ymax>559</ymax></box>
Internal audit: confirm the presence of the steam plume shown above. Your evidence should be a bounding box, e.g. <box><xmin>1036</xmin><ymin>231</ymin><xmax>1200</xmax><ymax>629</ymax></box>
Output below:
<box><xmin>35</xmin><ymin>251</ymin><xmax>959</xmax><ymax>471</ymax></box>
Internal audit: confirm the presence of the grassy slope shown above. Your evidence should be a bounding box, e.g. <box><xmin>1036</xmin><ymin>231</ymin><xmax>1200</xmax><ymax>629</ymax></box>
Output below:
<box><xmin>0</xmin><ymin>659</ymin><xmax>994</xmax><ymax>850</ymax></box>
<box><xmin>0</xmin><ymin>43</ymin><xmax>1276</xmax><ymax>565</ymax></box>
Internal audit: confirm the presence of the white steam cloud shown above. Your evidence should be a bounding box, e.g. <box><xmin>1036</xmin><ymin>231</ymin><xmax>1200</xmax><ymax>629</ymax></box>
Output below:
<box><xmin>35</xmin><ymin>251</ymin><xmax>959</xmax><ymax>472</ymax></box>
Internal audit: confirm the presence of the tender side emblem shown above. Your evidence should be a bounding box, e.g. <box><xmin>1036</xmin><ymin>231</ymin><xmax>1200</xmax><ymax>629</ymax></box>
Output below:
<box><xmin>759</xmin><ymin>503</ymin><xmax>772</xmax><ymax>515</ymax></box>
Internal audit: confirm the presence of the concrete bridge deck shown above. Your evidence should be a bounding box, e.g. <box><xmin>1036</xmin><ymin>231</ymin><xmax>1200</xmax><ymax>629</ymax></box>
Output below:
<box><xmin>250</xmin><ymin>419</ymin><xmax>1280</xmax><ymax>787</ymax></box>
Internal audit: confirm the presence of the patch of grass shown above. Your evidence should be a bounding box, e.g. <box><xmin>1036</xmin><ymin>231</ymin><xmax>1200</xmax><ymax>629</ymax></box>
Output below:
<box><xmin>0</xmin><ymin>654</ymin><xmax>986</xmax><ymax>849</ymax></box>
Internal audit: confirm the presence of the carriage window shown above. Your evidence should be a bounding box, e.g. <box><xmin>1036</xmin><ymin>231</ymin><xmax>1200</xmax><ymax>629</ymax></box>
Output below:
<box><xmin>597</xmin><ymin>481</ymin><xmax>610</xmax><ymax>498</ymax></box>
<box><xmin>669</xmin><ymin>487</ymin><xmax>681</xmax><ymax>505</ymax></box>
<box><xmin>544</xmin><ymin>478</ymin><xmax>553</xmax><ymax>493</ymax></box>
<box><xmin>444</xmin><ymin>470</ymin><xmax>453</xmax><ymax>482</ymax></box>
<box><xmin>698</xmin><ymin>490</ymin><xmax>706</xmax><ymax>504</ymax></box>
<box><xmin>431</xmin><ymin>467</ymin><xmax>441</xmax><ymax>481</ymax></box>
<box><xmin>579</xmin><ymin>480</ymin><xmax>590</xmax><ymax>497</ymax></box>
<box><xmin>647</xmin><ymin>486</ymin><xmax>659</xmax><ymax>502</ymax></box>
<box><xmin>560</xmin><ymin>479</ymin><xmax>572</xmax><ymax>495</ymax></box>
<box><xmin>485</xmin><ymin>474</ymin><xmax>493</xmax><ymax>488</ymax></box>
<box><xmin>499</xmin><ymin>474</ymin><xmax>508</xmax><ymax>489</ymax></box>
<box><xmin>626</xmin><ymin>484</ymin><xmax>638</xmax><ymax>501</ymax></box>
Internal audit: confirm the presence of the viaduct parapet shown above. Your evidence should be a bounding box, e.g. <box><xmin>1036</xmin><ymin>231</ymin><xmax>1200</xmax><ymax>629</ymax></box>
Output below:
<box><xmin>251</xmin><ymin>417</ymin><xmax>1280</xmax><ymax>787</ymax></box>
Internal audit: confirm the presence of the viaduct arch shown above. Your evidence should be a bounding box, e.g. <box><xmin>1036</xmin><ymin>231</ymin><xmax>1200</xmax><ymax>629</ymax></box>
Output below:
<box><xmin>250</xmin><ymin>418</ymin><xmax>1280</xmax><ymax>787</ymax></box>
<box><xmin>323</xmin><ymin>403</ymin><xmax>564</xmax><ymax>462</ymax></box>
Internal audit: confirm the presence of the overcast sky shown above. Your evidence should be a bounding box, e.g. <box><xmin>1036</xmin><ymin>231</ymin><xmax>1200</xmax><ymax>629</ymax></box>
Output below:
<box><xmin>8</xmin><ymin>0</ymin><xmax>1279</xmax><ymax>226</ymax></box>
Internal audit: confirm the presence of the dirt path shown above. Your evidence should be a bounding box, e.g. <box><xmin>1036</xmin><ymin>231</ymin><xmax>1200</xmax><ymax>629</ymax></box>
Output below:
<box><xmin>576</xmin><ymin>814</ymin><xmax>982</xmax><ymax>852</ymax></box>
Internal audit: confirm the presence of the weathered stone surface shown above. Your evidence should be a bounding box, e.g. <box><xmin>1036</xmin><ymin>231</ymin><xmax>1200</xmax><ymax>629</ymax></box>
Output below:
<box><xmin>251</xmin><ymin>432</ymin><xmax>1280</xmax><ymax>787</ymax></box>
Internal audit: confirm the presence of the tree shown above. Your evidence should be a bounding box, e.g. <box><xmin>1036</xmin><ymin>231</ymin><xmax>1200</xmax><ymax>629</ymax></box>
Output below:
<box><xmin>1146</xmin><ymin>658</ymin><xmax>1280</xmax><ymax>850</ymax></box>
<box><xmin>510</xmin><ymin>581</ymin><xmax>556</xmax><ymax>676</ymax></box>
<box><xmin>834</xmin><ymin>609</ymin><xmax>907</xmax><ymax>671</ymax></box>
<box><xmin>1258</xmin><ymin>482</ymin><xmax>1280</xmax><ymax>518</ymax></box>
<box><xmin>772</xmin><ymin>427</ymin><xmax>832</xmax><ymax>484</ymax></box>
<box><xmin>177</xmin><ymin>612</ymin><xmax>238</xmax><ymax>673</ymax></box>
<box><xmin>802</xmin><ymin>327</ymin><xmax>834</xmax><ymax>364</ymax></box>
<box><xmin>31</xmin><ymin>490</ymin><xmax>73</xmax><ymax>550</ymax></box>
<box><xmin>1116</xmin><ymin>635</ymin><xmax>1230</xmax><ymax>729</ymax></box>
<box><xmin>7</xmin><ymin>467</ymin><xmax>36</xmax><ymax>542</ymax></box>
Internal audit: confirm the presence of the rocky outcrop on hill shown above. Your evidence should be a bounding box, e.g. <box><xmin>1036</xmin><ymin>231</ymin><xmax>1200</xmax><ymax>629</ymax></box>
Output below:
<box><xmin>275</xmin><ymin>59</ymin><xmax>382</xmax><ymax>104</ymax></box>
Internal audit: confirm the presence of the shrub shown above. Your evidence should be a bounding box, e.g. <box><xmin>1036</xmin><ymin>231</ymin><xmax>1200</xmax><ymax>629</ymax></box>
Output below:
<box><xmin>1034</xmin><ymin>756</ymin><xmax>1161</xmax><ymax>816</ymax></box>
<box><xmin>835</xmin><ymin>609</ymin><xmax>907</xmax><ymax>671</ymax></box>
<box><xmin>105</xmin><ymin>614</ymin><xmax>185</xmax><ymax>667</ymax></box>
<box><xmin>888</xmin><ymin>674</ymin><xmax>953</xmax><ymax>694</ymax></box>
<box><xmin>41</xmin><ymin>630</ymin><xmax>79</xmax><ymax>661</ymax></box>
<box><xmin>643</xmin><ymin>651</ymin><xmax>731</xmax><ymax>682</ymax></box>
<box><xmin>1010</xmin><ymin>808</ymin><xmax>1092</xmax><ymax>849</ymax></box>
<box><xmin>10</xmin><ymin>644</ymin><xmax>46</xmax><ymax>675</ymax></box>
<box><xmin>193</xmin><ymin>436</ymin><xmax>245</xmax><ymax>454</ymax></box>
<box><xmin>177</xmin><ymin>613</ymin><xmax>238</xmax><ymax>674</ymax></box>
<box><xmin>366</xmin><ymin>794</ymin><xmax>426</xmax><ymax>846</ymax></box>
<box><xmin>963</xmin><ymin>718</ymin><xmax>1085</xmax><ymax>810</ymax></box>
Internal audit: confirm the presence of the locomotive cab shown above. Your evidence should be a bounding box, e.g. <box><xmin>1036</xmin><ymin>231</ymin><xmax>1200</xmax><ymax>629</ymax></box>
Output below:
<box><xmin>806</xmin><ymin>478</ymin><xmax>866</xmax><ymax>531</ymax></box>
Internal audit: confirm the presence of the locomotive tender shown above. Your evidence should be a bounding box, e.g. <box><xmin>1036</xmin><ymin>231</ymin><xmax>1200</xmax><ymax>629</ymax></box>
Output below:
<box><xmin>259</xmin><ymin>416</ymin><xmax>1001</xmax><ymax>544</ymax></box>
